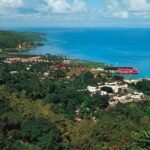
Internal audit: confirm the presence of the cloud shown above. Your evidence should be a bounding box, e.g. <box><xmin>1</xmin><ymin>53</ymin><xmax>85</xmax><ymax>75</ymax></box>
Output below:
<box><xmin>40</xmin><ymin>0</ymin><xmax>87</xmax><ymax>13</ymax></box>
<box><xmin>0</xmin><ymin>0</ymin><xmax>23</xmax><ymax>16</ymax></box>
<box><xmin>104</xmin><ymin>0</ymin><xmax>150</xmax><ymax>18</ymax></box>
<box><xmin>0</xmin><ymin>0</ymin><xmax>23</xmax><ymax>8</ymax></box>
<box><xmin>105</xmin><ymin>0</ymin><xmax>120</xmax><ymax>11</ymax></box>
<box><xmin>72</xmin><ymin>0</ymin><xmax>87</xmax><ymax>13</ymax></box>
<box><xmin>125</xmin><ymin>0</ymin><xmax>150</xmax><ymax>11</ymax></box>
<box><xmin>112</xmin><ymin>11</ymin><xmax>129</xmax><ymax>19</ymax></box>
<box><xmin>1</xmin><ymin>0</ymin><xmax>150</xmax><ymax>27</ymax></box>
<box><xmin>104</xmin><ymin>0</ymin><xmax>128</xmax><ymax>18</ymax></box>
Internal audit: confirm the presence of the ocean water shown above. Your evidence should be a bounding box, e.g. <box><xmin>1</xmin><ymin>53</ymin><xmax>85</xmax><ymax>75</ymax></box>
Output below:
<box><xmin>12</xmin><ymin>28</ymin><xmax>150</xmax><ymax>78</ymax></box>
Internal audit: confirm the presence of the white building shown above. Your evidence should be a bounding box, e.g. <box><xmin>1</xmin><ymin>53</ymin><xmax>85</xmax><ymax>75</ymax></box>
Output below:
<box><xmin>63</xmin><ymin>59</ymin><xmax>71</xmax><ymax>64</ymax></box>
<box><xmin>131</xmin><ymin>92</ymin><xmax>144</xmax><ymax>99</ymax></box>
<box><xmin>26</xmin><ymin>67</ymin><xmax>30</xmax><ymax>71</ymax></box>
<box><xmin>87</xmin><ymin>86</ymin><xmax>100</xmax><ymax>94</ymax></box>
<box><xmin>111</xmin><ymin>92</ymin><xmax>144</xmax><ymax>105</ymax></box>
<box><xmin>43</xmin><ymin>72</ymin><xmax>49</xmax><ymax>77</ymax></box>
<box><xmin>91</xmin><ymin>67</ymin><xmax>104</xmax><ymax>71</ymax></box>
<box><xmin>3</xmin><ymin>60</ymin><xmax>12</xmax><ymax>64</ymax></box>
<box><xmin>124</xmin><ymin>79</ymin><xmax>142</xmax><ymax>85</ymax></box>
<box><xmin>101</xmin><ymin>91</ymin><xmax>107</xmax><ymax>96</ymax></box>
<box><xmin>87</xmin><ymin>82</ymin><xmax>128</xmax><ymax>96</ymax></box>
<box><xmin>87</xmin><ymin>86</ymin><xmax>107</xmax><ymax>96</ymax></box>
<box><xmin>99</xmin><ymin>82</ymin><xmax>128</xmax><ymax>94</ymax></box>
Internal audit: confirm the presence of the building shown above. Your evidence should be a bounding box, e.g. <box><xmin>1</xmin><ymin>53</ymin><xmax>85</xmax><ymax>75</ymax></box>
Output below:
<box><xmin>62</xmin><ymin>59</ymin><xmax>71</xmax><ymax>64</ymax></box>
<box><xmin>43</xmin><ymin>72</ymin><xmax>49</xmax><ymax>77</ymax></box>
<box><xmin>87</xmin><ymin>82</ymin><xmax>128</xmax><ymax>95</ymax></box>
<box><xmin>91</xmin><ymin>67</ymin><xmax>104</xmax><ymax>72</ymax></box>
<box><xmin>99</xmin><ymin>82</ymin><xmax>128</xmax><ymax>94</ymax></box>
<box><xmin>124</xmin><ymin>79</ymin><xmax>142</xmax><ymax>85</ymax></box>
<box><xmin>76</xmin><ymin>67</ymin><xmax>87</xmax><ymax>72</ymax></box>
<box><xmin>6</xmin><ymin>56</ymin><xmax>44</xmax><ymax>63</ymax></box>
<box><xmin>87</xmin><ymin>86</ymin><xmax>100</xmax><ymax>94</ymax></box>
<box><xmin>104</xmin><ymin>67</ymin><xmax>140</xmax><ymax>75</ymax></box>
<box><xmin>110</xmin><ymin>92</ymin><xmax>144</xmax><ymax>106</ymax></box>
<box><xmin>131</xmin><ymin>92</ymin><xmax>144</xmax><ymax>99</ymax></box>
<box><xmin>3</xmin><ymin>60</ymin><xmax>12</xmax><ymax>64</ymax></box>
<box><xmin>87</xmin><ymin>86</ymin><xmax>107</xmax><ymax>96</ymax></box>
<box><xmin>116</xmin><ymin>68</ymin><xmax>139</xmax><ymax>75</ymax></box>
<box><xmin>55</xmin><ymin>63</ymin><xmax>69</xmax><ymax>69</ymax></box>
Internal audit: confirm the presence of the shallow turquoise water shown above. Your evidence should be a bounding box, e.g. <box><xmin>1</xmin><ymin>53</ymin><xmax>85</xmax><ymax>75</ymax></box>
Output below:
<box><xmin>11</xmin><ymin>27</ymin><xmax>150</xmax><ymax>78</ymax></box>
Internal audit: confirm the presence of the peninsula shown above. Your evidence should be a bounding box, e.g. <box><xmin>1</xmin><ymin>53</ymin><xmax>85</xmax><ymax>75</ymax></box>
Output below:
<box><xmin>0</xmin><ymin>30</ymin><xmax>46</xmax><ymax>52</ymax></box>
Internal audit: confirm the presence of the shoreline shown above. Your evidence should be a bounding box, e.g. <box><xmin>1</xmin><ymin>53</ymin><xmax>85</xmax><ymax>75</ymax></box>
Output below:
<box><xmin>1</xmin><ymin>28</ymin><xmax>150</xmax><ymax>79</ymax></box>
<box><xmin>14</xmin><ymin>51</ymin><xmax>143</xmax><ymax>79</ymax></box>
<box><xmin>20</xmin><ymin>54</ymin><xmax>144</xmax><ymax>79</ymax></box>
<box><xmin>2</xmin><ymin>47</ymin><xmax>37</xmax><ymax>52</ymax></box>
<box><xmin>1</xmin><ymin>51</ymin><xmax>146</xmax><ymax>80</ymax></box>
<box><xmin>0</xmin><ymin>29</ymin><xmax>46</xmax><ymax>54</ymax></box>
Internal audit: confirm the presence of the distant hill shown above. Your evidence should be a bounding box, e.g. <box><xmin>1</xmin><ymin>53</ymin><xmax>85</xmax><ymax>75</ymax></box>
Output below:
<box><xmin>0</xmin><ymin>30</ymin><xmax>46</xmax><ymax>50</ymax></box>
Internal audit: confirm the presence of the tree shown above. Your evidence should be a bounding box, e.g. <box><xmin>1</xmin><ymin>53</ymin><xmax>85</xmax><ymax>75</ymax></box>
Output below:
<box><xmin>135</xmin><ymin>80</ymin><xmax>150</xmax><ymax>95</ymax></box>
<box><xmin>69</xmin><ymin>121</ymin><xmax>99</xmax><ymax>150</ymax></box>
<box><xmin>21</xmin><ymin>118</ymin><xmax>63</xmax><ymax>150</ymax></box>
<box><xmin>37</xmin><ymin>133</ymin><xmax>61</xmax><ymax>150</ymax></box>
<box><xmin>93</xmin><ymin>93</ymin><xmax>109</xmax><ymax>109</ymax></box>
<box><xmin>3</xmin><ymin>139</ymin><xmax>41</xmax><ymax>150</ymax></box>
<box><xmin>54</xmin><ymin>69</ymin><xmax>66</xmax><ymax>79</ymax></box>
<box><xmin>21</xmin><ymin>119</ymin><xmax>58</xmax><ymax>141</ymax></box>
<box><xmin>93</xmin><ymin>115</ymin><xmax>138</xmax><ymax>149</ymax></box>
<box><xmin>134</xmin><ymin>130</ymin><xmax>150</xmax><ymax>149</ymax></box>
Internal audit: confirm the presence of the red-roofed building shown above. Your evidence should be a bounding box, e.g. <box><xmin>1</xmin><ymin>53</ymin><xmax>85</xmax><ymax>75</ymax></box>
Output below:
<box><xmin>55</xmin><ymin>63</ymin><xmax>69</xmax><ymax>69</ymax></box>
<box><xmin>116</xmin><ymin>68</ymin><xmax>139</xmax><ymax>75</ymax></box>
<box><xmin>76</xmin><ymin>67</ymin><xmax>87</xmax><ymax>72</ymax></box>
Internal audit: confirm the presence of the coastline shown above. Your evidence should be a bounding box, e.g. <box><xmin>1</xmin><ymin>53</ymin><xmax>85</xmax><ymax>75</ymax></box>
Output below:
<box><xmin>2</xmin><ymin>47</ymin><xmax>36</xmax><ymax>52</ymax></box>
<box><xmin>0</xmin><ymin>28</ymin><xmax>149</xmax><ymax>79</ymax></box>
<box><xmin>0</xmin><ymin>30</ymin><xmax>46</xmax><ymax>54</ymax></box>
<box><xmin>1</xmin><ymin>51</ymin><xmax>144</xmax><ymax>80</ymax></box>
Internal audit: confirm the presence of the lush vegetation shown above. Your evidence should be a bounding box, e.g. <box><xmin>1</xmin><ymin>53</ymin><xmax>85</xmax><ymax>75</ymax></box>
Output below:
<box><xmin>133</xmin><ymin>79</ymin><xmax>150</xmax><ymax>95</ymax></box>
<box><xmin>0</xmin><ymin>30</ymin><xmax>45</xmax><ymax>50</ymax></box>
<box><xmin>0</xmin><ymin>55</ymin><xmax>149</xmax><ymax>150</ymax></box>
<box><xmin>71</xmin><ymin>60</ymin><xmax>105</xmax><ymax>68</ymax></box>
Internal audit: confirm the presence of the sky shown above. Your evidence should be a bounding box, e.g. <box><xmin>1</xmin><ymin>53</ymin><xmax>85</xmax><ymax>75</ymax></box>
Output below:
<box><xmin>1</xmin><ymin>0</ymin><xmax>150</xmax><ymax>28</ymax></box>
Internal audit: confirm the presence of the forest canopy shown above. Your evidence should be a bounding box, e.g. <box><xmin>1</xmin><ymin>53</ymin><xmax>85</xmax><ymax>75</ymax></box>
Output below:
<box><xmin>0</xmin><ymin>30</ymin><xmax>45</xmax><ymax>49</ymax></box>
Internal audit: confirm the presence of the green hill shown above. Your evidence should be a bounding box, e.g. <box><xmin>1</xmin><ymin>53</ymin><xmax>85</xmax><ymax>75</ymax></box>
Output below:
<box><xmin>0</xmin><ymin>30</ymin><xmax>46</xmax><ymax>50</ymax></box>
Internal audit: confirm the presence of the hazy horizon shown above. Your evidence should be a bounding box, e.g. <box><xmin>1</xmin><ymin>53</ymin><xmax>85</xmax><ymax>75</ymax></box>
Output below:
<box><xmin>1</xmin><ymin>0</ymin><xmax>150</xmax><ymax>28</ymax></box>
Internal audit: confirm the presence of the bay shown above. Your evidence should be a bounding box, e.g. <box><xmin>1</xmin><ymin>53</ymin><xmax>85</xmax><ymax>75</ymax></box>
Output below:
<box><xmin>11</xmin><ymin>27</ymin><xmax>150</xmax><ymax>78</ymax></box>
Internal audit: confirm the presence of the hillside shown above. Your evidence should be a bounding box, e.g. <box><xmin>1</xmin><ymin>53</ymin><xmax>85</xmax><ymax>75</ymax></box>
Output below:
<box><xmin>0</xmin><ymin>54</ymin><xmax>149</xmax><ymax>149</ymax></box>
<box><xmin>0</xmin><ymin>30</ymin><xmax>46</xmax><ymax>50</ymax></box>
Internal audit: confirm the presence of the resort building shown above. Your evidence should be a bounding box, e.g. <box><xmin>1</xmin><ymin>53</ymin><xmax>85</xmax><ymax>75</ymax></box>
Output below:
<box><xmin>5</xmin><ymin>56</ymin><xmax>45</xmax><ymax>63</ymax></box>
<box><xmin>124</xmin><ymin>79</ymin><xmax>142</xmax><ymax>85</ymax></box>
<box><xmin>99</xmin><ymin>82</ymin><xmax>128</xmax><ymax>94</ymax></box>
<box><xmin>87</xmin><ymin>86</ymin><xmax>107</xmax><ymax>96</ymax></box>
<box><xmin>91</xmin><ymin>67</ymin><xmax>104</xmax><ymax>72</ymax></box>
<box><xmin>87</xmin><ymin>82</ymin><xmax>128</xmax><ymax>96</ymax></box>
<box><xmin>109</xmin><ymin>92</ymin><xmax>144</xmax><ymax>106</ymax></box>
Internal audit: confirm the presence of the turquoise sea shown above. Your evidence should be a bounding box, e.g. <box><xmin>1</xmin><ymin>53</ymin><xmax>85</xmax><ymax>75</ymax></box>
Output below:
<box><xmin>10</xmin><ymin>28</ymin><xmax>150</xmax><ymax>78</ymax></box>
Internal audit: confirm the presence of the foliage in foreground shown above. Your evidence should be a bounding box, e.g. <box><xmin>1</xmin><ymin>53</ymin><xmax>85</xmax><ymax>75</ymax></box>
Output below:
<box><xmin>0</xmin><ymin>61</ymin><xmax>150</xmax><ymax>150</ymax></box>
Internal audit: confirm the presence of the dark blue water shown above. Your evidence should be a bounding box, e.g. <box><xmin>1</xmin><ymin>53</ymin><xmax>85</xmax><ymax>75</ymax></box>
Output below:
<box><xmin>12</xmin><ymin>28</ymin><xmax>150</xmax><ymax>78</ymax></box>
